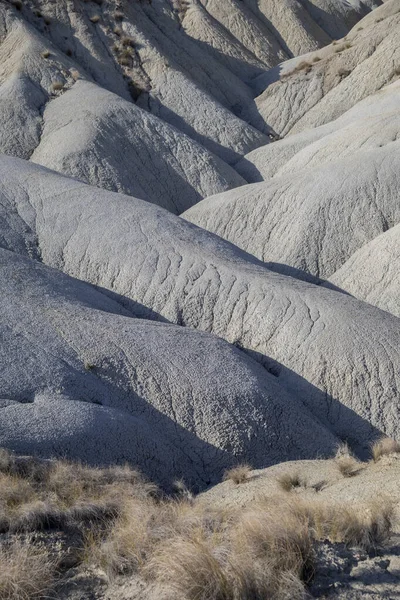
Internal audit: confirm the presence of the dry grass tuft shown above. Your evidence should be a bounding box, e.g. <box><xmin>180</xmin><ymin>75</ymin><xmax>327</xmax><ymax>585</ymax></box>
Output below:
<box><xmin>90</xmin><ymin>15</ymin><xmax>101</xmax><ymax>23</ymax></box>
<box><xmin>0</xmin><ymin>539</ymin><xmax>55</xmax><ymax>599</ymax></box>
<box><xmin>371</xmin><ymin>437</ymin><xmax>400</xmax><ymax>462</ymax></box>
<box><xmin>147</xmin><ymin>536</ymin><xmax>233</xmax><ymax>600</ymax></box>
<box><xmin>51</xmin><ymin>81</ymin><xmax>64</xmax><ymax>92</ymax></box>
<box><xmin>335</xmin><ymin>443</ymin><xmax>361</xmax><ymax>477</ymax></box>
<box><xmin>277</xmin><ymin>472</ymin><xmax>304</xmax><ymax>492</ymax></box>
<box><xmin>338</xmin><ymin>68</ymin><xmax>351</xmax><ymax>79</ymax></box>
<box><xmin>0</xmin><ymin>449</ymin><xmax>156</xmax><ymax>535</ymax></box>
<box><xmin>41</xmin><ymin>50</ymin><xmax>51</xmax><ymax>59</ymax></box>
<box><xmin>121</xmin><ymin>36</ymin><xmax>135</xmax><ymax>47</ymax></box>
<box><xmin>70</xmin><ymin>68</ymin><xmax>81</xmax><ymax>81</ymax></box>
<box><xmin>294</xmin><ymin>496</ymin><xmax>394</xmax><ymax>550</ymax></box>
<box><xmin>223</xmin><ymin>464</ymin><xmax>251</xmax><ymax>485</ymax></box>
<box><xmin>336</xmin><ymin>455</ymin><xmax>359</xmax><ymax>477</ymax></box>
<box><xmin>296</xmin><ymin>61</ymin><xmax>312</xmax><ymax>73</ymax></box>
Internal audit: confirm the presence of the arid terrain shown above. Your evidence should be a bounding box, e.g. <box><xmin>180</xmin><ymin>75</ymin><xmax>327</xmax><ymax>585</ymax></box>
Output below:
<box><xmin>1</xmin><ymin>0</ymin><xmax>400</xmax><ymax>597</ymax></box>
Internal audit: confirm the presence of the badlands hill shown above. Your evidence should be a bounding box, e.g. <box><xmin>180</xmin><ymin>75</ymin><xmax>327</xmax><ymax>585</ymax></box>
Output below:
<box><xmin>2</xmin><ymin>0</ymin><xmax>400</xmax><ymax>598</ymax></box>
<box><xmin>1</xmin><ymin>0</ymin><xmax>398</xmax><ymax>483</ymax></box>
<box><xmin>0</xmin><ymin>0</ymin><xmax>399</xmax><ymax>493</ymax></box>
<box><xmin>1</xmin><ymin>0</ymin><xmax>400</xmax><ymax>484</ymax></box>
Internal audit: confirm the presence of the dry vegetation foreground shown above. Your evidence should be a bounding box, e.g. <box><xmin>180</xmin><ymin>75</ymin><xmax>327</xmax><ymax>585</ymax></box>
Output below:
<box><xmin>0</xmin><ymin>442</ymin><xmax>400</xmax><ymax>600</ymax></box>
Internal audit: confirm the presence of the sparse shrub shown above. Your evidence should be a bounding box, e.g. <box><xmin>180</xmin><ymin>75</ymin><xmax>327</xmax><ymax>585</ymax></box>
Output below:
<box><xmin>65</xmin><ymin>48</ymin><xmax>73</xmax><ymax>57</ymax></box>
<box><xmin>11</xmin><ymin>0</ymin><xmax>22</xmax><ymax>10</ymax></box>
<box><xmin>127</xmin><ymin>79</ymin><xmax>149</xmax><ymax>100</ymax></box>
<box><xmin>121</xmin><ymin>36</ymin><xmax>134</xmax><ymax>47</ymax></box>
<box><xmin>114</xmin><ymin>11</ymin><xmax>124</xmax><ymax>21</ymax></box>
<box><xmin>113</xmin><ymin>27</ymin><xmax>122</xmax><ymax>36</ymax></box>
<box><xmin>44</xmin><ymin>16</ymin><xmax>51</xmax><ymax>25</ymax></box>
<box><xmin>41</xmin><ymin>50</ymin><xmax>51</xmax><ymax>59</ymax></box>
<box><xmin>232</xmin><ymin>499</ymin><xmax>314</xmax><ymax>583</ymax></box>
<box><xmin>336</xmin><ymin>456</ymin><xmax>359</xmax><ymax>477</ymax></box>
<box><xmin>277</xmin><ymin>472</ymin><xmax>304</xmax><ymax>492</ymax></box>
<box><xmin>296</xmin><ymin>61</ymin><xmax>312</xmax><ymax>72</ymax></box>
<box><xmin>223</xmin><ymin>464</ymin><xmax>251</xmax><ymax>484</ymax></box>
<box><xmin>70</xmin><ymin>68</ymin><xmax>81</xmax><ymax>80</ymax></box>
<box><xmin>118</xmin><ymin>50</ymin><xmax>133</xmax><ymax>67</ymax></box>
<box><xmin>0</xmin><ymin>451</ymin><xmax>156</xmax><ymax>535</ymax></box>
<box><xmin>173</xmin><ymin>479</ymin><xmax>194</xmax><ymax>502</ymax></box>
<box><xmin>51</xmin><ymin>81</ymin><xmax>64</xmax><ymax>92</ymax></box>
<box><xmin>90</xmin><ymin>15</ymin><xmax>101</xmax><ymax>23</ymax></box>
<box><xmin>0</xmin><ymin>447</ymin><xmax>15</xmax><ymax>473</ymax></box>
<box><xmin>0</xmin><ymin>539</ymin><xmax>55</xmax><ymax>599</ymax></box>
<box><xmin>84</xmin><ymin>361</ymin><xmax>95</xmax><ymax>371</ymax></box>
<box><xmin>313</xmin><ymin>56</ymin><xmax>321</xmax><ymax>63</ymax></box>
<box><xmin>147</xmin><ymin>536</ymin><xmax>234</xmax><ymax>600</ymax></box>
<box><xmin>335</xmin><ymin>444</ymin><xmax>360</xmax><ymax>477</ymax></box>
<box><xmin>338</xmin><ymin>68</ymin><xmax>351</xmax><ymax>79</ymax></box>
<box><xmin>316</xmin><ymin>498</ymin><xmax>394</xmax><ymax>549</ymax></box>
<box><xmin>371</xmin><ymin>437</ymin><xmax>400</xmax><ymax>462</ymax></box>
<box><xmin>357</xmin><ymin>26</ymin><xmax>364</xmax><ymax>31</ymax></box>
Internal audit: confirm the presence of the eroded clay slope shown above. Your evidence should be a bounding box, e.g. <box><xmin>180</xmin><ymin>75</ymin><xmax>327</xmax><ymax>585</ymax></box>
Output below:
<box><xmin>254</xmin><ymin>0</ymin><xmax>400</xmax><ymax>136</ymax></box>
<box><xmin>328</xmin><ymin>224</ymin><xmax>400</xmax><ymax>318</ymax></box>
<box><xmin>30</xmin><ymin>80</ymin><xmax>245</xmax><ymax>214</ymax></box>
<box><xmin>0</xmin><ymin>0</ymin><xmax>377</xmax><ymax>176</ymax></box>
<box><xmin>1</xmin><ymin>156</ymin><xmax>400</xmax><ymax>456</ymax></box>
<box><xmin>2</xmin><ymin>247</ymin><xmax>338</xmax><ymax>488</ymax></box>
<box><xmin>185</xmin><ymin>139</ymin><xmax>400</xmax><ymax>279</ymax></box>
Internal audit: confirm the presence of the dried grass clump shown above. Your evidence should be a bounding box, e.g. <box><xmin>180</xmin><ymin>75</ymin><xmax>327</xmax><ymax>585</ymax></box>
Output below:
<box><xmin>90</xmin><ymin>15</ymin><xmax>101</xmax><ymax>23</ymax></box>
<box><xmin>223</xmin><ymin>464</ymin><xmax>251</xmax><ymax>485</ymax></box>
<box><xmin>295</xmin><ymin>496</ymin><xmax>394</xmax><ymax>550</ymax></box>
<box><xmin>0</xmin><ymin>539</ymin><xmax>55</xmax><ymax>599</ymax></box>
<box><xmin>295</xmin><ymin>61</ymin><xmax>312</xmax><ymax>73</ymax></box>
<box><xmin>371</xmin><ymin>437</ymin><xmax>400</xmax><ymax>462</ymax></box>
<box><xmin>335</xmin><ymin>443</ymin><xmax>361</xmax><ymax>477</ymax></box>
<box><xmin>70</xmin><ymin>68</ymin><xmax>81</xmax><ymax>81</ymax></box>
<box><xmin>51</xmin><ymin>81</ymin><xmax>64</xmax><ymax>92</ymax></box>
<box><xmin>338</xmin><ymin>68</ymin><xmax>351</xmax><ymax>79</ymax></box>
<box><xmin>146</xmin><ymin>498</ymin><xmax>312</xmax><ymax>600</ymax></box>
<box><xmin>277</xmin><ymin>472</ymin><xmax>304</xmax><ymax>492</ymax></box>
<box><xmin>313</xmin><ymin>56</ymin><xmax>321</xmax><ymax>62</ymax></box>
<box><xmin>41</xmin><ymin>50</ymin><xmax>51</xmax><ymax>59</ymax></box>
<box><xmin>0</xmin><ymin>449</ymin><xmax>156</xmax><ymax>534</ymax></box>
<box><xmin>121</xmin><ymin>36</ymin><xmax>135</xmax><ymax>47</ymax></box>
<box><xmin>118</xmin><ymin>50</ymin><xmax>133</xmax><ymax>66</ymax></box>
